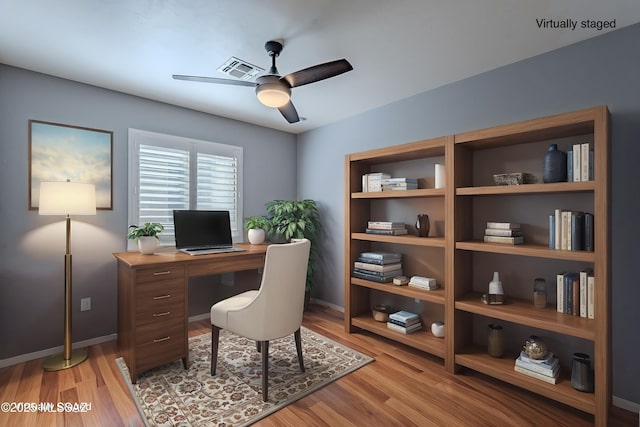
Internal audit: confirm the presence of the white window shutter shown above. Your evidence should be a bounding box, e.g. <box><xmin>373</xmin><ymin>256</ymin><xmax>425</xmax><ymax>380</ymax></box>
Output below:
<box><xmin>138</xmin><ymin>144</ymin><xmax>190</xmax><ymax>244</ymax></box>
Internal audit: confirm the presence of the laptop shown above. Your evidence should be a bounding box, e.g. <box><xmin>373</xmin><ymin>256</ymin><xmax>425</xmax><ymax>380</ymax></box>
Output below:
<box><xmin>173</xmin><ymin>210</ymin><xmax>245</xmax><ymax>256</ymax></box>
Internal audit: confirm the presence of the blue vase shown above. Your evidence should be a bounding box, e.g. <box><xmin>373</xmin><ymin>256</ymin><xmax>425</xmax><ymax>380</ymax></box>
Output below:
<box><xmin>543</xmin><ymin>144</ymin><xmax>567</xmax><ymax>183</ymax></box>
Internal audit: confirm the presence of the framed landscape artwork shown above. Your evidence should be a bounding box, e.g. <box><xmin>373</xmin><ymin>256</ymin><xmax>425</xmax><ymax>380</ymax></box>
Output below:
<box><xmin>29</xmin><ymin>120</ymin><xmax>113</xmax><ymax>210</ymax></box>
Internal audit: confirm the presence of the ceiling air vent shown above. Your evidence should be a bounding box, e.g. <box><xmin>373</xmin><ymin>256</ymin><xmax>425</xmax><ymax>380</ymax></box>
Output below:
<box><xmin>216</xmin><ymin>57</ymin><xmax>264</xmax><ymax>81</ymax></box>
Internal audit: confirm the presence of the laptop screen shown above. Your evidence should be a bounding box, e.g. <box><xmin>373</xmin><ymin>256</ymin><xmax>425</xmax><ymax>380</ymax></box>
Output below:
<box><xmin>173</xmin><ymin>210</ymin><xmax>233</xmax><ymax>250</ymax></box>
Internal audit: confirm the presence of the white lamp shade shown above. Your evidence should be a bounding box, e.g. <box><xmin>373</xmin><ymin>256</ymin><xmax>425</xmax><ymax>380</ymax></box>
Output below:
<box><xmin>39</xmin><ymin>181</ymin><xmax>96</xmax><ymax>216</ymax></box>
<box><xmin>256</xmin><ymin>83</ymin><xmax>291</xmax><ymax>108</ymax></box>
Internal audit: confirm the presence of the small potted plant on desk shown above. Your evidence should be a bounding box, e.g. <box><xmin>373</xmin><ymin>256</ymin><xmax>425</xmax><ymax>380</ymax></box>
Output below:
<box><xmin>127</xmin><ymin>222</ymin><xmax>164</xmax><ymax>254</ymax></box>
<box><xmin>244</xmin><ymin>216</ymin><xmax>271</xmax><ymax>245</ymax></box>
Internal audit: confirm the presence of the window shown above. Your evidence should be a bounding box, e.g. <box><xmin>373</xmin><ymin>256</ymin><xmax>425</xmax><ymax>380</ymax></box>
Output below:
<box><xmin>128</xmin><ymin>129</ymin><xmax>243</xmax><ymax>246</ymax></box>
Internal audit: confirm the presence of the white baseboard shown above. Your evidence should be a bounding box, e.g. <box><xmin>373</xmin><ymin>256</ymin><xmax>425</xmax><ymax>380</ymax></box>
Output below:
<box><xmin>309</xmin><ymin>297</ymin><xmax>344</xmax><ymax>313</ymax></box>
<box><xmin>613</xmin><ymin>395</ymin><xmax>640</xmax><ymax>414</ymax></box>
<box><xmin>0</xmin><ymin>334</ymin><xmax>117</xmax><ymax>369</ymax></box>
<box><xmin>188</xmin><ymin>313</ymin><xmax>211</xmax><ymax>322</ymax></box>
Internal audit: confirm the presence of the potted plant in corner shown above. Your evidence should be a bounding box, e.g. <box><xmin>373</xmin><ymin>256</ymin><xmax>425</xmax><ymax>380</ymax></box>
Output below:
<box><xmin>244</xmin><ymin>215</ymin><xmax>271</xmax><ymax>245</ymax></box>
<box><xmin>127</xmin><ymin>222</ymin><xmax>164</xmax><ymax>254</ymax></box>
<box><xmin>266</xmin><ymin>199</ymin><xmax>321</xmax><ymax>307</ymax></box>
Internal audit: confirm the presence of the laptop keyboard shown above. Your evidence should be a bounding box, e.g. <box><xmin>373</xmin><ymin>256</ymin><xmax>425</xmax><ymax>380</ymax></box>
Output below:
<box><xmin>181</xmin><ymin>247</ymin><xmax>245</xmax><ymax>256</ymax></box>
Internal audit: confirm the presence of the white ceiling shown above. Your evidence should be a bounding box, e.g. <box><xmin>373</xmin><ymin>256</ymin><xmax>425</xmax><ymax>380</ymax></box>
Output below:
<box><xmin>2</xmin><ymin>0</ymin><xmax>639</xmax><ymax>134</ymax></box>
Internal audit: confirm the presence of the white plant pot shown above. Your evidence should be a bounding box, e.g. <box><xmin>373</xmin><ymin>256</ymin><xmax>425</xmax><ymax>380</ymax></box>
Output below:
<box><xmin>247</xmin><ymin>228</ymin><xmax>266</xmax><ymax>245</ymax></box>
<box><xmin>138</xmin><ymin>236</ymin><xmax>157</xmax><ymax>254</ymax></box>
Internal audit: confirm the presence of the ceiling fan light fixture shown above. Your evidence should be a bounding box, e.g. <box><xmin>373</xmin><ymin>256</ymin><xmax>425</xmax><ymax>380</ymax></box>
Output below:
<box><xmin>256</xmin><ymin>83</ymin><xmax>290</xmax><ymax>108</ymax></box>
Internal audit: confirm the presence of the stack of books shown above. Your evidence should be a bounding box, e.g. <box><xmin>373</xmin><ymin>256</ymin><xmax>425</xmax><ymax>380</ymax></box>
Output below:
<box><xmin>567</xmin><ymin>142</ymin><xmax>593</xmax><ymax>182</ymax></box>
<box><xmin>549</xmin><ymin>209</ymin><xmax>594</xmax><ymax>251</ymax></box>
<box><xmin>483</xmin><ymin>221</ymin><xmax>523</xmax><ymax>244</ymax></box>
<box><xmin>408</xmin><ymin>276</ymin><xmax>438</xmax><ymax>291</ymax></box>
<box><xmin>353</xmin><ymin>251</ymin><xmax>403</xmax><ymax>283</ymax></box>
<box><xmin>362</xmin><ymin>173</ymin><xmax>390</xmax><ymax>192</ymax></box>
<box><xmin>381</xmin><ymin>177</ymin><xmax>418</xmax><ymax>191</ymax></box>
<box><xmin>514</xmin><ymin>351</ymin><xmax>560</xmax><ymax>384</ymax></box>
<box><xmin>387</xmin><ymin>310</ymin><xmax>422</xmax><ymax>334</ymax></box>
<box><xmin>556</xmin><ymin>269</ymin><xmax>594</xmax><ymax>318</ymax></box>
<box><xmin>365</xmin><ymin>221</ymin><xmax>408</xmax><ymax>236</ymax></box>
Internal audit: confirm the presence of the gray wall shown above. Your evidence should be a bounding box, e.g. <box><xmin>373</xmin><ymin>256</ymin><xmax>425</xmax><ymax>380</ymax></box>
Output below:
<box><xmin>0</xmin><ymin>65</ymin><xmax>297</xmax><ymax>359</ymax></box>
<box><xmin>298</xmin><ymin>23</ymin><xmax>640</xmax><ymax>404</ymax></box>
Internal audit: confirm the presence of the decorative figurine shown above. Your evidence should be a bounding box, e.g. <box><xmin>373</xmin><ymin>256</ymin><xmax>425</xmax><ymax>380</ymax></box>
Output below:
<box><xmin>481</xmin><ymin>271</ymin><xmax>504</xmax><ymax>305</ymax></box>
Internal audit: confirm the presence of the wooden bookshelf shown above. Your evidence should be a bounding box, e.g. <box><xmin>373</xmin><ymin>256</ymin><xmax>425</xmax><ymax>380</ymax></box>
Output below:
<box><xmin>345</xmin><ymin>106</ymin><xmax>610</xmax><ymax>426</ymax></box>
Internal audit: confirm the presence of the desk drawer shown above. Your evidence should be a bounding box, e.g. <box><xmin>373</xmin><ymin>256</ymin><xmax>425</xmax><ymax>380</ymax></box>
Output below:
<box><xmin>135</xmin><ymin>318</ymin><xmax>186</xmax><ymax>372</ymax></box>
<box><xmin>136</xmin><ymin>265</ymin><xmax>185</xmax><ymax>283</ymax></box>
<box><xmin>135</xmin><ymin>279</ymin><xmax>185</xmax><ymax>325</ymax></box>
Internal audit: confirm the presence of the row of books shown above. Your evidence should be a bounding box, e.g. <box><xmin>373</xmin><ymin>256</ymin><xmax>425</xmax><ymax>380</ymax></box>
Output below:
<box><xmin>514</xmin><ymin>351</ymin><xmax>560</xmax><ymax>384</ymax></box>
<box><xmin>365</xmin><ymin>221</ymin><xmax>408</xmax><ymax>236</ymax></box>
<box><xmin>352</xmin><ymin>251</ymin><xmax>403</xmax><ymax>283</ymax></box>
<box><xmin>549</xmin><ymin>210</ymin><xmax>594</xmax><ymax>251</ymax></box>
<box><xmin>386</xmin><ymin>310</ymin><xmax>422</xmax><ymax>334</ymax></box>
<box><xmin>483</xmin><ymin>221</ymin><xmax>524</xmax><ymax>245</ymax></box>
<box><xmin>557</xmin><ymin>270</ymin><xmax>595</xmax><ymax>319</ymax></box>
<box><xmin>361</xmin><ymin>173</ymin><xmax>419</xmax><ymax>192</ymax></box>
<box><xmin>568</xmin><ymin>142</ymin><xmax>593</xmax><ymax>182</ymax></box>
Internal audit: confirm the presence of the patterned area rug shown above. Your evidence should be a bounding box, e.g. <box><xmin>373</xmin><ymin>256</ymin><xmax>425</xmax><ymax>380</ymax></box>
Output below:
<box><xmin>116</xmin><ymin>326</ymin><xmax>373</xmax><ymax>426</ymax></box>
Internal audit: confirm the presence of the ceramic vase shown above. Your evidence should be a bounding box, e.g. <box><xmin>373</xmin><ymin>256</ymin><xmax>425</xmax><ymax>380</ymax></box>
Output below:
<box><xmin>137</xmin><ymin>236</ymin><xmax>157</xmax><ymax>255</ymax></box>
<box><xmin>487</xmin><ymin>324</ymin><xmax>504</xmax><ymax>357</ymax></box>
<box><xmin>416</xmin><ymin>214</ymin><xmax>430</xmax><ymax>237</ymax></box>
<box><xmin>248</xmin><ymin>228</ymin><xmax>266</xmax><ymax>244</ymax></box>
<box><xmin>543</xmin><ymin>144</ymin><xmax>567</xmax><ymax>183</ymax></box>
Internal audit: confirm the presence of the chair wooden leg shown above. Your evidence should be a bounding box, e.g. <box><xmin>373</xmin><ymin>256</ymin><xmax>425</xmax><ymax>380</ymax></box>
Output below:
<box><xmin>211</xmin><ymin>325</ymin><xmax>220</xmax><ymax>375</ymax></box>
<box><xmin>256</xmin><ymin>341</ymin><xmax>261</xmax><ymax>352</ymax></box>
<box><xmin>261</xmin><ymin>340</ymin><xmax>269</xmax><ymax>401</ymax></box>
<box><xmin>294</xmin><ymin>328</ymin><xmax>305</xmax><ymax>372</ymax></box>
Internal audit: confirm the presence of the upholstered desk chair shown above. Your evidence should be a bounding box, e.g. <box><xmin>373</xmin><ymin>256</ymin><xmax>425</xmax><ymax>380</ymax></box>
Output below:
<box><xmin>210</xmin><ymin>238</ymin><xmax>311</xmax><ymax>401</ymax></box>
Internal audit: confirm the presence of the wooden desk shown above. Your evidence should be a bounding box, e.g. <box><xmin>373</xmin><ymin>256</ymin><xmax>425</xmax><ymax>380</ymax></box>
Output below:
<box><xmin>113</xmin><ymin>243</ymin><xmax>267</xmax><ymax>382</ymax></box>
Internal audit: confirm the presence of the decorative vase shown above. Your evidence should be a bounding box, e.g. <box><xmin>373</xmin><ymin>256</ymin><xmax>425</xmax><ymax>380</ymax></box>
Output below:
<box><xmin>248</xmin><ymin>228</ymin><xmax>266</xmax><ymax>244</ymax></box>
<box><xmin>571</xmin><ymin>353</ymin><xmax>594</xmax><ymax>392</ymax></box>
<box><xmin>416</xmin><ymin>214</ymin><xmax>430</xmax><ymax>237</ymax></box>
<box><xmin>137</xmin><ymin>236</ymin><xmax>157</xmax><ymax>254</ymax></box>
<box><xmin>487</xmin><ymin>324</ymin><xmax>504</xmax><ymax>357</ymax></box>
<box><xmin>543</xmin><ymin>144</ymin><xmax>567</xmax><ymax>183</ymax></box>
<box><xmin>431</xmin><ymin>321</ymin><xmax>444</xmax><ymax>338</ymax></box>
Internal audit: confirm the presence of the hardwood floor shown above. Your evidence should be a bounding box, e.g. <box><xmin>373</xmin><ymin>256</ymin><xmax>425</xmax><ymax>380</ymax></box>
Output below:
<box><xmin>0</xmin><ymin>305</ymin><xmax>636</xmax><ymax>426</ymax></box>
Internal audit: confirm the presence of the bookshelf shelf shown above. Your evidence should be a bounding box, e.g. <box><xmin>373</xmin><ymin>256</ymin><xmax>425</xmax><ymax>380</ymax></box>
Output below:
<box><xmin>455</xmin><ymin>346</ymin><xmax>595</xmax><ymax>414</ymax></box>
<box><xmin>352</xmin><ymin>233</ymin><xmax>446</xmax><ymax>247</ymax></box>
<box><xmin>456</xmin><ymin>181</ymin><xmax>595</xmax><ymax>196</ymax></box>
<box><xmin>455</xmin><ymin>241</ymin><xmax>596</xmax><ymax>262</ymax></box>
<box><xmin>352</xmin><ymin>277</ymin><xmax>446</xmax><ymax>305</ymax></box>
<box><xmin>345</xmin><ymin>106</ymin><xmax>609</xmax><ymax>425</ymax></box>
<box><xmin>352</xmin><ymin>315</ymin><xmax>446</xmax><ymax>358</ymax></box>
<box><xmin>353</xmin><ymin>188</ymin><xmax>445</xmax><ymax>199</ymax></box>
<box><xmin>455</xmin><ymin>292</ymin><xmax>595</xmax><ymax>340</ymax></box>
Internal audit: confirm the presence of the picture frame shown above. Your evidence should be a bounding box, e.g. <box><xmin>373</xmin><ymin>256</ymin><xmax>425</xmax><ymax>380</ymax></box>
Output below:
<box><xmin>29</xmin><ymin>120</ymin><xmax>113</xmax><ymax>210</ymax></box>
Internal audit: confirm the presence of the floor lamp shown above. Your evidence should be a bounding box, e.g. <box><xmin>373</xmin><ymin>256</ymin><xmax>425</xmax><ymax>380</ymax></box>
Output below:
<box><xmin>39</xmin><ymin>180</ymin><xmax>96</xmax><ymax>371</ymax></box>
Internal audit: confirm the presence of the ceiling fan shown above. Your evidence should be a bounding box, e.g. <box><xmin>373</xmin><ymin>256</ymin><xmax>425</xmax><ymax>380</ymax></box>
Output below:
<box><xmin>173</xmin><ymin>40</ymin><xmax>353</xmax><ymax>124</ymax></box>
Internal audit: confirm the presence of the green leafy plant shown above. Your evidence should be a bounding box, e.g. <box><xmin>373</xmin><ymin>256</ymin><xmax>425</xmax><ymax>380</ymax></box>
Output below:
<box><xmin>244</xmin><ymin>215</ymin><xmax>271</xmax><ymax>231</ymax></box>
<box><xmin>266</xmin><ymin>199</ymin><xmax>321</xmax><ymax>292</ymax></box>
<box><xmin>127</xmin><ymin>222</ymin><xmax>164</xmax><ymax>241</ymax></box>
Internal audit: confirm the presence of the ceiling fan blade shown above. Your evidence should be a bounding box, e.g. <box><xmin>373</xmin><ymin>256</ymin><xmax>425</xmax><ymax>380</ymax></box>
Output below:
<box><xmin>278</xmin><ymin>101</ymin><xmax>300</xmax><ymax>123</ymax></box>
<box><xmin>283</xmin><ymin>59</ymin><xmax>353</xmax><ymax>88</ymax></box>
<box><xmin>172</xmin><ymin>74</ymin><xmax>257</xmax><ymax>87</ymax></box>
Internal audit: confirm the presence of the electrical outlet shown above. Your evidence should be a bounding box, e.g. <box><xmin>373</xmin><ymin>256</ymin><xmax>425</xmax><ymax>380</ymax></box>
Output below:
<box><xmin>80</xmin><ymin>297</ymin><xmax>91</xmax><ymax>312</ymax></box>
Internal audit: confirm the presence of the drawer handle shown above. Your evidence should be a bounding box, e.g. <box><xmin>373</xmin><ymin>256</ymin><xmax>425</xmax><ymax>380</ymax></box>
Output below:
<box><xmin>153</xmin><ymin>336</ymin><xmax>171</xmax><ymax>343</ymax></box>
<box><xmin>153</xmin><ymin>271</ymin><xmax>171</xmax><ymax>276</ymax></box>
<box><xmin>152</xmin><ymin>294</ymin><xmax>171</xmax><ymax>300</ymax></box>
<box><xmin>153</xmin><ymin>311</ymin><xmax>171</xmax><ymax>317</ymax></box>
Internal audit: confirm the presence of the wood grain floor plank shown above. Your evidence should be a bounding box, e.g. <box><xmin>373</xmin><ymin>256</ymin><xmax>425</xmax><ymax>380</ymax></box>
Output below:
<box><xmin>0</xmin><ymin>305</ymin><xmax>636</xmax><ymax>426</ymax></box>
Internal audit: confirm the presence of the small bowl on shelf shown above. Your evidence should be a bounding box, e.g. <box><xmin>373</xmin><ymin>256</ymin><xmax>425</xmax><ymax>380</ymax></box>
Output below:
<box><xmin>372</xmin><ymin>304</ymin><xmax>394</xmax><ymax>322</ymax></box>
